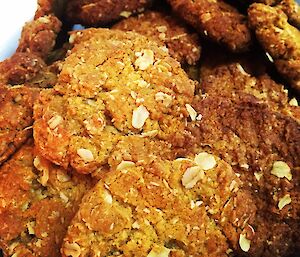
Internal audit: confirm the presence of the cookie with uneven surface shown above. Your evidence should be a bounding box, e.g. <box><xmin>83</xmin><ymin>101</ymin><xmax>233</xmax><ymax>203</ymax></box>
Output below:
<box><xmin>66</xmin><ymin>0</ymin><xmax>153</xmax><ymax>26</ymax></box>
<box><xmin>200</xmin><ymin>60</ymin><xmax>291</xmax><ymax>111</ymax></box>
<box><xmin>237</xmin><ymin>0</ymin><xmax>300</xmax><ymax>28</ymax></box>
<box><xmin>61</xmin><ymin>153</ymin><xmax>241</xmax><ymax>257</ymax></box>
<box><xmin>0</xmin><ymin>141</ymin><xmax>93</xmax><ymax>257</ymax></box>
<box><xmin>188</xmin><ymin>96</ymin><xmax>300</xmax><ymax>256</ymax></box>
<box><xmin>189</xmin><ymin>98</ymin><xmax>299</xmax><ymax>224</ymax></box>
<box><xmin>113</xmin><ymin>11</ymin><xmax>201</xmax><ymax>65</ymax></box>
<box><xmin>0</xmin><ymin>85</ymin><xmax>40</xmax><ymax>166</ymax></box>
<box><xmin>0</xmin><ymin>52</ymin><xmax>46</xmax><ymax>85</ymax></box>
<box><xmin>248</xmin><ymin>3</ymin><xmax>300</xmax><ymax>92</ymax></box>
<box><xmin>17</xmin><ymin>14</ymin><xmax>61</xmax><ymax>60</ymax></box>
<box><xmin>33</xmin><ymin>28</ymin><xmax>197</xmax><ymax>174</ymax></box>
<box><xmin>167</xmin><ymin>0</ymin><xmax>252</xmax><ymax>52</ymax></box>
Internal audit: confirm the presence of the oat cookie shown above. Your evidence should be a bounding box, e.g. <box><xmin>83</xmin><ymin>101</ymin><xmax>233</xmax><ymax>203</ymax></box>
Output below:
<box><xmin>66</xmin><ymin>0</ymin><xmax>153</xmax><ymax>26</ymax></box>
<box><xmin>0</xmin><ymin>141</ymin><xmax>93</xmax><ymax>257</ymax></box>
<box><xmin>33</xmin><ymin>29</ymin><xmax>197</xmax><ymax>174</ymax></box>
<box><xmin>113</xmin><ymin>11</ymin><xmax>201</xmax><ymax>65</ymax></box>
<box><xmin>167</xmin><ymin>0</ymin><xmax>252</xmax><ymax>52</ymax></box>
<box><xmin>248</xmin><ymin>3</ymin><xmax>300</xmax><ymax>92</ymax></box>
<box><xmin>17</xmin><ymin>14</ymin><xmax>61</xmax><ymax>60</ymax></box>
<box><xmin>0</xmin><ymin>53</ymin><xmax>46</xmax><ymax>85</ymax></box>
<box><xmin>0</xmin><ymin>85</ymin><xmax>40</xmax><ymax>166</ymax></box>
<box><xmin>61</xmin><ymin>154</ymin><xmax>237</xmax><ymax>257</ymax></box>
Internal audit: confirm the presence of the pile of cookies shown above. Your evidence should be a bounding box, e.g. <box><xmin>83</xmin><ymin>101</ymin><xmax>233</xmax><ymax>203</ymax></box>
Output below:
<box><xmin>0</xmin><ymin>0</ymin><xmax>299</xmax><ymax>257</ymax></box>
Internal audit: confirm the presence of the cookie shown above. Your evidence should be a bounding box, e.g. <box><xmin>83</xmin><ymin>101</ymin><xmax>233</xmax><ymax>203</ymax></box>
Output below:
<box><xmin>66</xmin><ymin>0</ymin><xmax>153</xmax><ymax>26</ymax></box>
<box><xmin>0</xmin><ymin>141</ymin><xmax>93</xmax><ymax>257</ymax></box>
<box><xmin>17</xmin><ymin>14</ymin><xmax>61</xmax><ymax>60</ymax></box>
<box><xmin>33</xmin><ymin>29</ymin><xmax>197</xmax><ymax>174</ymax></box>
<box><xmin>61</xmin><ymin>154</ymin><xmax>238</xmax><ymax>257</ymax></box>
<box><xmin>0</xmin><ymin>52</ymin><xmax>45</xmax><ymax>85</ymax></box>
<box><xmin>113</xmin><ymin>11</ymin><xmax>201</xmax><ymax>65</ymax></box>
<box><xmin>167</xmin><ymin>0</ymin><xmax>252</xmax><ymax>52</ymax></box>
<box><xmin>248</xmin><ymin>3</ymin><xmax>300</xmax><ymax>92</ymax></box>
<box><xmin>0</xmin><ymin>85</ymin><xmax>39</xmax><ymax>166</ymax></box>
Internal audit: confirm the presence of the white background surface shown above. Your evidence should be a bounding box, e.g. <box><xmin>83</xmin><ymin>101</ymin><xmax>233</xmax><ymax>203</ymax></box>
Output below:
<box><xmin>0</xmin><ymin>0</ymin><xmax>37</xmax><ymax>61</ymax></box>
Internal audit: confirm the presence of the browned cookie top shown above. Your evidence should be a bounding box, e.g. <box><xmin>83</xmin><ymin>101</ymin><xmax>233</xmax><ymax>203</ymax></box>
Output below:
<box><xmin>66</xmin><ymin>0</ymin><xmax>153</xmax><ymax>26</ymax></box>
<box><xmin>167</xmin><ymin>0</ymin><xmax>252</xmax><ymax>52</ymax></box>
<box><xmin>17</xmin><ymin>14</ymin><xmax>61</xmax><ymax>60</ymax></box>
<box><xmin>113</xmin><ymin>11</ymin><xmax>201</xmax><ymax>65</ymax></box>
<box><xmin>0</xmin><ymin>142</ymin><xmax>93</xmax><ymax>257</ymax></box>
<box><xmin>0</xmin><ymin>85</ymin><xmax>40</xmax><ymax>166</ymax></box>
<box><xmin>33</xmin><ymin>29</ymin><xmax>197</xmax><ymax>174</ymax></box>
<box><xmin>248</xmin><ymin>3</ymin><xmax>300</xmax><ymax>92</ymax></box>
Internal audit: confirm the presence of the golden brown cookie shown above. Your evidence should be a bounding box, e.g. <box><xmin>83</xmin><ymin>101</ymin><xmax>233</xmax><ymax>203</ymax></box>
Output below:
<box><xmin>248</xmin><ymin>3</ymin><xmax>300</xmax><ymax>92</ymax></box>
<box><xmin>113</xmin><ymin>11</ymin><xmax>201</xmax><ymax>65</ymax></box>
<box><xmin>0</xmin><ymin>141</ymin><xmax>93</xmax><ymax>257</ymax></box>
<box><xmin>66</xmin><ymin>0</ymin><xmax>153</xmax><ymax>26</ymax></box>
<box><xmin>167</xmin><ymin>0</ymin><xmax>252</xmax><ymax>52</ymax></box>
<box><xmin>0</xmin><ymin>85</ymin><xmax>40</xmax><ymax>166</ymax></box>
<box><xmin>33</xmin><ymin>29</ymin><xmax>197</xmax><ymax>174</ymax></box>
<box><xmin>61</xmin><ymin>154</ymin><xmax>237</xmax><ymax>257</ymax></box>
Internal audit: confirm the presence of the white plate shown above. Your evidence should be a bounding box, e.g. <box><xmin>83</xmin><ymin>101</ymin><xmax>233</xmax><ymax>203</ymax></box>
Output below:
<box><xmin>0</xmin><ymin>0</ymin><xmax>37</xmax><ymax>61</ymax></box>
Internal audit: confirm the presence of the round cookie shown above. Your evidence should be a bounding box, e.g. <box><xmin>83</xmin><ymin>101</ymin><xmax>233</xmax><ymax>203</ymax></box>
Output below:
<box><xmin>0</xmin><ymin>141</ymin><xmax>93</xmax><ymax>257</ymax></box>
<box><xmin>33</xmin><ymin>28</ymin><xmax>197</xmax><ymax>174</ymax></box>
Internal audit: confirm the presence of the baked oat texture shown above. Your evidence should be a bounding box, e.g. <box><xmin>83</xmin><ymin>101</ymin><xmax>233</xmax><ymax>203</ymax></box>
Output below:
<box><xmin>113</xmin><ymin>11</ymin><xmax>201</xmax><ymax>65</ymax></box>
<box><xmin>0</xmin><ymin>141</ymin><xmax>93</xmax><ymax>257</ymax></box>
<box><xmin>61</xmin><ymin>153</ymin><xmax>239</xmax><ymax>257</ymax></box>
<box><xmin>34</xmin><ymin>0</ymin><xmax>66</xmax><ymax>19</ymax></box>
<box><xmin>188</xmin><ymin>95</ymin><xmax>300</xmax><ymax>256</ymax></box>
<box><xmin>167</xmin><ymin>0</ymin><xmax>252</xmax><ymax>52</ymax></box>
<box><xmin>0</xmin><ymin>85</ymin><xmax>39</xmax><ymax>166</ymax></box>
<box><xmin>237</xmin><ymin>0</ymin><xmax>300</xmax><ymax>28</ymax></box>
<box><xmin>248</xmin><ymin>3</ymin><xmax>300</xmax><ymax>92</ymax></box>
<box><xmin>17</xmin><ymin>14</ymin><xmax>62</xmax><ymax>60</ymax></box>
<box><xmin>33</xmin><ymin>28</ymin><xmax>197</xmax><ymax>175</ymax></box>
<box><xmin>66</xmin><ymin>0</ymin><xmax>153</xmax><ymax>26</ymax></box>
<box><xmin>0</xmin><ymin>52</ymin><xmax>45</xmax><ymax>85</ymax></box>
